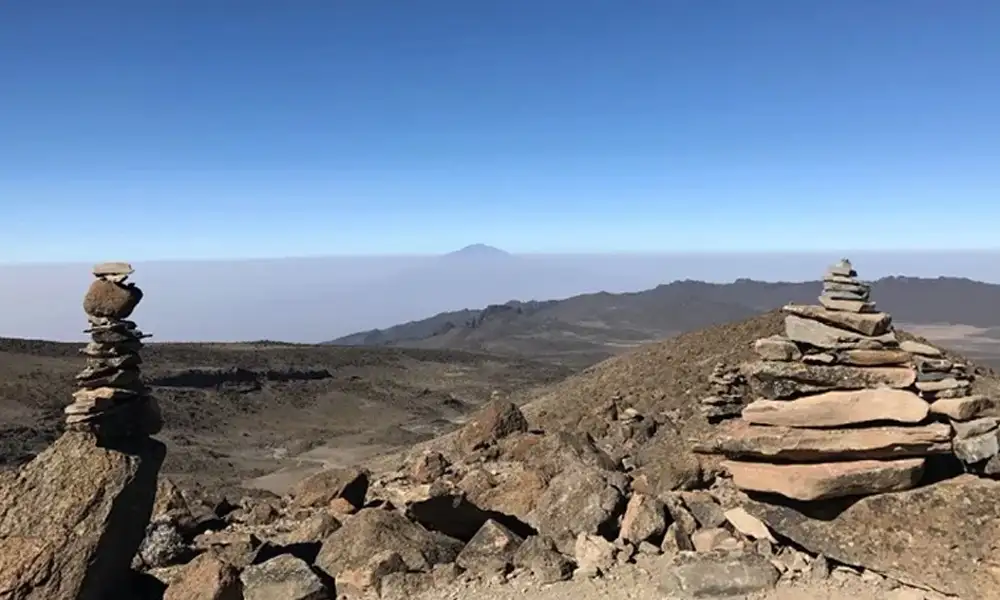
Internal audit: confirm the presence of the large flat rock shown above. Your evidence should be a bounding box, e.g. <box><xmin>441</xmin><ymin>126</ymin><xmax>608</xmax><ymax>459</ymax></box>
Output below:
<box><xmin>746</xmin><ymin>361</ymin><xmax>916</xmax><ymax>399</ymax></box>
<box><xmin>723</xmin><ymin>458</ymin><xmax>925</xmax><ymax>501</ymax></box>
<box><xmin>695</xmin><ymin>420</ymin><xmax>951</xmax><ymax>461</ymax></box>
<box><xmin>744</xmin><ymin>475</ymin><xmax>1000</xmax><ymax>598</ymax></box>
<box><xmin>785</xmin><ymin>315</ymin><xmax>897</xmax><ymax>350</ymax></box>
<box><xmin>782</xmin><ymin>304</ymin><xmax>891</xmax><ymax>336</ymax></box>
<box><xmin>742</xmin><ymin>389</ymin><xmax>929</xmax><ymax>427</ymax></box>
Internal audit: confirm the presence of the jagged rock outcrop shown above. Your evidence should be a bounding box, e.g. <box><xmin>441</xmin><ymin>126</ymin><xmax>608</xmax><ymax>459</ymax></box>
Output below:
<box><xmin>0</xmin><ymin>432</ymin><xmax>165</xmax><ymax>600</ymax></box>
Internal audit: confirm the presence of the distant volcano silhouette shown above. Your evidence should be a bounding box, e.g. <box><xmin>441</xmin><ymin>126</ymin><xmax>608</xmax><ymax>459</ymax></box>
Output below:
<box><xmin>443</xmin><ymin>244</ymin><xmax>512</xmax><ymax>259</ymax></box>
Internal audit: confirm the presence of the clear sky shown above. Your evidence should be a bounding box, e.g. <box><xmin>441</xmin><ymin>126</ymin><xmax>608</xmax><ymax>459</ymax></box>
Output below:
<box><xmin>2</xmin><ymin>1</ymin><xmax>999</xmax><ymax>262</ymax></box>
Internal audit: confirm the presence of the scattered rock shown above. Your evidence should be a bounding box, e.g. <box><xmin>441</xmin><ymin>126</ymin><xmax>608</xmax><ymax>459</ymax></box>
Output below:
<box><xmin>163</xmin><ymin>553</ymin><xmax>243</xmax><ymax>600</ymax></box>
<box><xmin>525</xmin><ymin>465</ymin><xmax>627</xmax><ymax>554</ymax></box>
<box><xmin>241</xmin><ymin>554</ymin><xmax>332</xmax><ymax>600</ymax></box>
<box><xmin>455</xmin><ymin>519</ymin><xmax>524</xmax><ymax>574</ymax></box>
<box><xmin>458</xmin><ymin>398</ymin><xmax>529</xmax><ymax>451</ymax></box>
<box><xmin>618</xmin><ymin>493</ymin><xmax>667</xmax><ymax>544</ymax></box>
<box><xmin>724</xmin><ymin>507</ymin><xmax>775</xmax><ymax>542</ymax></box>
<box><xmin>512</xmin><ymin>535</ymin><xmax>574</xmax><ymax>583</ymax></box>
<box><xmin>660</xmin><ymin>552</ymin><xmax>780</xmax><ymax>597</ymax></box>
<box><xmin>289</xmin><ymin>467</ymin><xmax>369</xmax><ymax>510</ymax></box>
<box><xmin>573</xmin><ymin>533</ymin><xmax>615</xmax><ymax>577</ymax></box>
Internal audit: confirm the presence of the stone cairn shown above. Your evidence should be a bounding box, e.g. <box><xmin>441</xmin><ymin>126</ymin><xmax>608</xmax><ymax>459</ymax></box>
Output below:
<box><xmin>699</xmin><ymin>363</ymin><xmax>746</xmax><ymax>423</ymax></box>
<box><xmin>67</xmin><ymin>262</ymin><xmax>162</xmax><ymax>437</ymax></box>
<box><xmin>695</xmin><ymin>258</ymin><xmax>997</xmax><ymax>502</ymax></box>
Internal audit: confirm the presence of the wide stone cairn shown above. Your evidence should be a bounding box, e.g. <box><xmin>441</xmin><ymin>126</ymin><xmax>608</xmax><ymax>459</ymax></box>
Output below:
<box><xmin>695</xmin><ymin>258</ymin><xmax>998</xmax><ymax>501</ymax></box>
<box><xmin>67</xmin><ymin>262</ymin><xmax>162</xmax><ymax>436</ymax></box>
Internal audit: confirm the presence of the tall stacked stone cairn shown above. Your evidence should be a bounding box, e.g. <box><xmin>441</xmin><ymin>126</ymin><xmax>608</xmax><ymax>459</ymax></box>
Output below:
<box><xmin>695</xmin><ymin>258</ymin><xmax>998</xmax><ymax>501</ymax></box>
<box><xmin>699</xmin><ymin>362</ymin><xmax>747</xmax><ymax>423</ymax></box>
<box><xmin>67</xmin><ymin>262</ymin><xmax>162</xmax><ymax>437</ymax></box>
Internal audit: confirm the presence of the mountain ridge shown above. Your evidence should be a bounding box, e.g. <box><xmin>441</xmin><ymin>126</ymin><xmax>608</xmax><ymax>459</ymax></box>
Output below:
<box><xmin>326</xmin><ymin>276</ymin><xmax>1000</xmax><ymax>366</ymax></box>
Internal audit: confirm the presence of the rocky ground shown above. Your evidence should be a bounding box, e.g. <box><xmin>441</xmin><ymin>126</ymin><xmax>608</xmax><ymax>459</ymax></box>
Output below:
<box><xmin>0</xmin><ymin>338</ymin><xmax>569</xmax><ymax>494</ymax></box>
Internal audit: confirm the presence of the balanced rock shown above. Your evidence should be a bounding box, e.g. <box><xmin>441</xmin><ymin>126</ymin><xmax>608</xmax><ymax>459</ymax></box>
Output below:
<box><xmin>696</xmin><ymin>420</ymin><xmax>951</xmax><ymax>461</ymax></box>
<box><xmin>723</xmin><ymin>458</ymin><xmax>925</xmax><ymax>501</ymax></box>
<box><xmin>818</xmin><ymin>296</ymin><xmax>875</xmax><ymax>313</ymax></box>
<box><xmin>83</xmin><ymin>279</ymin><xmax>143</xmax><ymax>320</ymax></box>
<box><xmin>742</xmin><ymin>389</ymin><xmax>929</xmax><ymax>427</ymax></box>
<box><xmin>746</xmin><ymin>361</ymin><xmax>916</xmax><ymax>400</ymax></box>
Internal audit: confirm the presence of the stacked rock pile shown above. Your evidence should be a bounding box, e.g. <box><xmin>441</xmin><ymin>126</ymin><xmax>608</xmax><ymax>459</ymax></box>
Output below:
<box><xmin>906</xmin><ymin>341</ymin><xmax>1000</xmax><ymax>474</ymax></box>
<box><xmin>695</xmin><ymin>259</ymin><xmax>996</xmax><ymax>501</ymax></box>
<box><xmin>67</xmin><ymin>262</ymin><xmax>162</xmax><ymax>437</ymax></box>
<box><xmin>699</xmin><ymin>363</ymin><xmax>746</xmax><ymax>423</ymax></box>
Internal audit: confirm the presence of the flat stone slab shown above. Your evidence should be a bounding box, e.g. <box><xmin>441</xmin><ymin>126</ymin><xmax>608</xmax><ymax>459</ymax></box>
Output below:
<box><xmin>695</xmin><ymin>420</ymin><xmax>951</xmax><ymax>461</ymax></box>
<box><xmin>742</xmin><ymin>389</ymin><xmax>929</xmax><ymax>427</ymax></box>
<box><xmin>818</xmin><ymin>295</ymin><xmax>877</xmax><ymax>313</ymax></box>
<box><xmin>784</xmin><ymin>315</ymin><xmax>897</xmax><ymax>350</ymax></box>
<box><xmin>929</xmin><ymin>395</ymin><xmax>991</xmax><ymax>420</ymax></box>
<box><xmin>723</xmin><ymin>458</ymin><xmax>925</xmax><ymax>501</ymax></box>
<box><xmin>744</xmin><ymin>475</ymin><xmax>1000</xmax><ymax>597</ymax></box>
<box><xmin>899</xmin><ymin>340</ymin><xmax>942</xmax><ymax>356</ymax></box>
<box><xmin>835</xmin><ymin>349</ymin><xmax>911</xmax><ymax>366</ymax></box>
<box><xmin>754</xmin><ymin>336</ymin><xmax>801</xmax><ymax>361</ymax></box>
<box><xmin>746</xmin><ymin>361</ymin><xmax>916</xmax><ymax>400</ymax></box>
<box><xmin>783</xmin><ymin>304</ymin><xmax>890</xmax><ymax>336</ymax></box>
<box><xmin>92</xmin><ymin>262</ymin><xmax>134</xmax><ymax>276</ymax></box>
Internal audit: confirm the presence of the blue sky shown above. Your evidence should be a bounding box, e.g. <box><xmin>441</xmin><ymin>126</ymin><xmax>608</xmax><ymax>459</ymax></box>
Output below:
<box><xmin>2</xmin><ymin>1</ymin><xmax>999</xmax><ymax>262</ymax></box>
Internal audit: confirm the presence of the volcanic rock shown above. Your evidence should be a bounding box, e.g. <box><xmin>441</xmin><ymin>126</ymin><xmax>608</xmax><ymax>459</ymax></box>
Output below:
<box><xmin>289</xmin><ymin>467</ymin><xmax>369</xmax><ymax>510</ymax></box>
<box><xmin>0</xmin><ymin>431</ymin><xmax>164</xmax><ymax>600</ymax></box>
<box><xmin>784</xmin><ymin>315</ymin><xmax>896</xmax><ymax>350</ymax></box>
<box><xmin>742</xmin><ymin>389</ymin><xmax>929</xmax><ymax>427</ymax></box>
<box><xmin>162</xmin><ymin>553</ymin><xmax>243</xmax><ymax>600</ymax></box>
<box><xmin>745</xmin><ymin>475</ymin><xmax>1000</xmax><ymax>598</ymax></box>
<box><xmin>241</xmin><ymin>554</ymin><xmax>332</xmax><ymax>600</ymax></box>
<box><xmin>83</xmin><ymin>279</ymin><xmax>144</xmax><ymax>319</ymax></box>
<box><xmin>525</xmin><ymin>465</ymin><xmax>628</xmax><ymax>554</ymax></box>
<box><xmin>454</xmin><ymin>519</ymin><xmax>524</xmax><ymax>574</ymax></box>
<box><xmin>512</xmin><ymin>535</ymin><xmax>574</xmax><ymax>583</ymax></box>
<box><xmin>659</xmin><ymin>553</ymin><xmax>779</xmax><ymax>597</ymax></box>
<box><xmin>782</xmin><ymin>304</ymin><xmax>891</xmax><ymax>336</ymax></box>
<box><xmin>746</xmin><ymin>361</ymin><xmax>915</xmax><ymax>399</ymax></box>
<box><xmin>458</xmin><ymin>397</ymin><xmax>529</xmax><ymax>451</ymax></box>
<box><xmin>929</xmin><ymin>395</ymin><xmax>991</xmax><ymax>421</ymax></box>
<box><xmin>696</xmin><ymin>420</ymin><xmax>951</xmax><ymax>461</ymax></box>
<box><xmin>723</xmin><ymin>458</ymin><xmax>925</xmax><ymax>501</ymax></box>
<box><xmin>618</xmin><ymin>493</ymin><xmax>667</xmax><ymax>544</ymax></box>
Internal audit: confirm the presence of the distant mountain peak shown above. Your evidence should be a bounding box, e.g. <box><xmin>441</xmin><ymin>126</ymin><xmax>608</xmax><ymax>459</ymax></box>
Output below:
<box><xmin>443</xmin><ymin>244</ymin><xmax>511</xmax><ymax>259</ymax></box>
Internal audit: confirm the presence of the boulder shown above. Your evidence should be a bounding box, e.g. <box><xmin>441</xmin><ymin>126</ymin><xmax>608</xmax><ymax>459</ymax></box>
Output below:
<box><xmin>629</xmin><ymin>426</ymin><xmax>703</xmax><ymax>495</ymax></box>
<box><xmin>746</xmin><ymin>361</ymin><xmax>916</xmax><ymax>399</ymax></box>
<box><xmin>0</xmin><ymin>432</ymin><xmax>164</xmax><ymax>600</ymax></box>
<box><xmin>314</xmin><ymin>508</ymin><xmax>462</xmax><ymax>578</ymax></box>
<box><xmin>696</xmin><ymin>420</ymin><xmax>951</xmax><ymax>461</ymax></box>
<box><xmin>408</xmin><ymin>451</ymin><xmax>449</xmax><ymax>484</ymax></box>
<box><xmin>782</xmin><ymin>304</ymin><xmax>891</xmax><ymax>336</ymax></box>
<box><xmin>458</xmin><ymin>399</ymin><xmax>529</xmax><ymax>451</ymax></box>
<box><xmin>723</xmin><ymin>458</ymin><xmax>925</xmax><ymax>501</ymax></box>
<box><xmin>288</xmin><ymin>467</ymin><xmax>369</xmax><ymax>510</ymax></box>
<box><xmin>573</xmin><ymin>534</ymin><xmax>615</xmax><ymax>577</ymax></box>
<box><xmin>163</xmin><ymin>553</ymin><xmax>243</xmax><ymax>600</ymax></box>
<box><xmin>336</xmin><ymin>550</ymin><xmax>407</xmax><ymax>593</ymax></box>
<box><xmin>618</xmin><ymin>493</ymin><xmax>667</xmax><ymax>544</ymax></box>
<box><xmin>659</xmin><ymin>553</ymin><xmax>779</xmax><ymax>597</ymax></box>
<box><xmin>241</xmin><ymin>554</ymin><xmax>332</xmax><ymax>600</ymax></box>
<box><xmin>745</xmin><ymin>475</ymin><xmax>1000</xmax><ymax>598</ymax></box>
<box><xmin>512</xmin><ymin>535</ymin><xmax>574</xmax><ymax>583</ymax></box>
<box><xmin>784</xmin><ymin>315</ymin><xmax>896</xmax><ymax>350</ymax></box>
<box><xmin>742</xmin><ymin>389</ymin><xmax>929</xmax><ymax>428</ymax></box>
<box><xmin>454</xmin><ymin>519</ymin><xmax>524</xmax><ymax>574</ymax></box>
<box><xmin>525</xmin><ymin>465</ymin><xmax>627</xmax><ymax>554</ymax></box>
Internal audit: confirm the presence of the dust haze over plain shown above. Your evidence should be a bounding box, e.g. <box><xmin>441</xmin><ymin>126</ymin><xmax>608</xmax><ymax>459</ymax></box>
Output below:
<box><xmin>3</xmin><ymin>248</ymin><xmax>1000</xmax><ymax>343</ymax></box>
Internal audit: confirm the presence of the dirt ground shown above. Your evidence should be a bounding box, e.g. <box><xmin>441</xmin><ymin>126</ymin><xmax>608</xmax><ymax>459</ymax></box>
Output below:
<box><xmin>400</xmin><ymin>557</ymin><xmax>945</xmax><ymax>600</ymax></box>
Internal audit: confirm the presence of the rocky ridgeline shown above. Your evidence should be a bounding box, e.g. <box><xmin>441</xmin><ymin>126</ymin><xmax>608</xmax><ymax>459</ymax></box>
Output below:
<box><xmin>695</xmin><ymin>259</ymin><xmax>998</xmax><ymax>501</ymax></box>
<box><xmin>71</xmin><ymin>262</ymin><xmax>163</xmax><ymax>437</ymax></box>
<box><xmin>698</xmin><ymin>363</ymin><xmax>746</xmax><ymax>422</ymax></box>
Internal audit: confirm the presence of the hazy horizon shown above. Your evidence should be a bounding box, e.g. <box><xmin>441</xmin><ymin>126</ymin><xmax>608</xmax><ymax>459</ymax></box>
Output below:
<box><xmin>4</xmin><ymin>250</ymin><xmax>1000</xmax><ymax>344</ymax></box>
